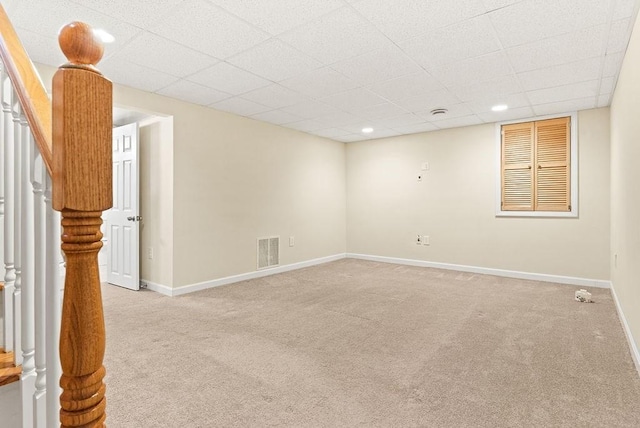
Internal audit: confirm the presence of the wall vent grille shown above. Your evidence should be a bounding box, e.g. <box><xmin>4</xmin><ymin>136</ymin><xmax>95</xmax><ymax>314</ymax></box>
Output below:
<box><xmin>257</xmin><ymin>236</ymin><xmax>279</xmax><ymax>270</ymax></box>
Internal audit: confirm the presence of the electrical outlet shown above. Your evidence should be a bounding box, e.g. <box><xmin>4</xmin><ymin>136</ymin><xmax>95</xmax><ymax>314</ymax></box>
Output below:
<box><xmin>423</xmin><ymin>235</ymin><xmax>430</xmax><ymax>246</ymax></box>
<box><xmin>416</xmin><ymin>235</ymin><xmax>422</xmax><ymax>245</ymax></box>
<box><xmin>147</xmin><ymin>247</ymin><xmax>154</xmax><ymax>260</ymax></box>
<box><xmin>421</xmin><ymin>162</ymin><xmax>429</xmax><ymax>171</ymax></box>
<box><xmin>289</xmin><ymin>236</ymin><xmax>295</xmax><ymax>247</ymax></box>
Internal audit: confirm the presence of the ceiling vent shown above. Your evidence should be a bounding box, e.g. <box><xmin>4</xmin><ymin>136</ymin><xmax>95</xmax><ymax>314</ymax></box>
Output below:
<box><xmin>430</xmin><ymin>108</ymin><xmax>448</xmax><ymax>116</ymax></box>
<box><xmin>257</xmin><ymin>236</ymin><xmax>279</xmax><ymax>270</ymax></box>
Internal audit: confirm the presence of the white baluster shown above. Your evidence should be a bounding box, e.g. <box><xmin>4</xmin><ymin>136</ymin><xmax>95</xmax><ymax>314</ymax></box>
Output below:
<box><xmin>11</xmin><ymin>89</ymin><xmax>21</xmax><ymax>365</ymax></box>
<box><xmin>0</xmin><ymin>67</ymin><xmax>4</xmax><ymax>351</ymax></box>
<box><xmin>45</xmin><ymin>174</ymin><xmax>62</xmax><ymax>428</ymax></box>
<box><xmin>19</xmin><ymin>107</ymin><xmax>36</xmax><ymax>428</ymax></box>
<box><xmin>32</xmin><ymin>148</ymin><xmax>47</xmax><ymax>427</ymax></box>
<box><xmin>2</xmin><ymin>70</ymin><xmax>15</xmax><ymax>354</ymax></box>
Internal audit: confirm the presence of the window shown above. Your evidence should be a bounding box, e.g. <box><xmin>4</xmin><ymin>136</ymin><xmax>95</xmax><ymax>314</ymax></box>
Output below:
<box><xmin>497</xmin><ymin>114</ymin><xmax>577</xmax><ymax>217</ymax></box>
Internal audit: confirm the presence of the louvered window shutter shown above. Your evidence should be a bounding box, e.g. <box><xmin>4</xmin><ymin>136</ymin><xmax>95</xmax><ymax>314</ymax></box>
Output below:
<box><xmin>501</xmin><ymin>122</ymin><xmax>534</xmax><ymax>211</ymax></box>
<box><xmin>534</xmin><ymin>117</ymin><xmax>570</xmax><ymax>211</ymax></box>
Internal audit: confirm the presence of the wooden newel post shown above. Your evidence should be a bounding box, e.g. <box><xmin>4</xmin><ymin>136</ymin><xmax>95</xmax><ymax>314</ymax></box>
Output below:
<box><xmin>52</xmin><ymin>22</ymin><xmax>112</xmax><ymax>427</ymax></box>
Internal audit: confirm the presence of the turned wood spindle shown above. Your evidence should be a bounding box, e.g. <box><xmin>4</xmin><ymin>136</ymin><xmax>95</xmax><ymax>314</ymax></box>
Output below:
<box><xmin>53</xmin><ymin>21</ymin><xmax>112</xmax><ymax>428</ymax></box>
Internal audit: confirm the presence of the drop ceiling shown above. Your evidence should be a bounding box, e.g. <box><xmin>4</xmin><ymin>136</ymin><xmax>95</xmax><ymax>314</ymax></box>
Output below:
<box><xmin>6</xmin><ymin>0</ymin><xmax>639</xmax><ymax>142</ymax></box>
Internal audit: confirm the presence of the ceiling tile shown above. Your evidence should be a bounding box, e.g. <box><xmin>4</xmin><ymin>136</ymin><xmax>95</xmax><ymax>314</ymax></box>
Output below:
<box><xmin>206</xmin><ymin>0</ymin><xmax>344</xmax><ymax>35</ymax></box>
<box><xmin>110</xmin><ymin>32</ymin><xmax>219</xmax><ymax>78</ymax></box>
<box><xmin>599</xmin><ymin>77</ymin><xmax>616</xmax><ymax>95</ymax></box>
<box><xmin>1</xmin><ymin>0</ymin><xmax>21</xmax><ymax>14</ymax></box>
<box><xmin>251</xmin><ymin>110</ymin><xmax>304</xmax><ymax>125</ymax></box>
<box><xmin>607</xmin><ymin>18</ymin><xmax>633</xmax><ymax>54</ymax></box>
<box><xmin>612</xmin><ymin>0</ymin><xmax>638</xmax><ymax>21</ymax></box>
<box><xmin>187</xmin><ymin>62</ymin><xmax>271</xmax><ymax>95</ymax></box>
<box><xmin>429</xmin><ymin>51</ymin><xmax>514</xmax><ymax>88</ymax></box>
<box><xmin>532</xmin><ymin>97</ymin><xmax>597</xmax><ymax>116</ymax></box>
<box><xmin>399</xmin><ymin>15</ymin><xmax>501</xmax><ymax>69</ymax></box>
<box><xmin>311</xmin><ymin>128</ymin><xmax>352</xmax><ymax>138</ymax></box>
<box><xmin>352</xmin><ymin>0</ymin><xmax>487</xmax><ymax>42</ymax></box>
<box><xmin>335</xmin><ymin>134</ymin><xmax>369</xmax><ymax>143</ymax></box>
<box><xmin>361</xmin><ymin>128</ymin><xmax>402</xmax><ymax>139</ymax></box>
<box><xmin>392</xmin><ymin>122</ymin><xmax>439</xmax><ymax>135</ymax></box>
<box><xmin>477</xmin><ymin>106</ymin><xmax>535</xmax><ymax>123</ymax></box>
<box><xmin>319</xmin><ymin>88</ymin><xmax>389</xmax><ymax>112</ymax></box>
<box><xmin>597</xmin><ymin>94</ymin><xmax>611</xmax><ymax>107</ymax></box>
<box><xmin>11</xmin><ymin>0</ymin><xmax>141</xmax><ymax>57</ymax></box>
<box><xmin>15</xmin><ymin>29</ymin><xmax>67</xmax><ymax>68</ymax></box>
<box><xmin>507</xmin><ymin>25</ymin><xmax>607</xmax><ymax>73</ymax></box>
<box><xmin>489</xmin><ymin>0</ymin><xmax>609</xmax><ymax>48</ymax></box>
<box><xmin>99</xmin><ymin>60</ymin><xmax>179</xmax><ymax>93</ymax></box>
<box><xmin>10</xmin><ymin>0</ymin><xmax>636</xmax><ymax>140</ymax></box>
<box><xmin>527</xmin><ymin>80</ymin><xmax>599</xmax><ymax>105</ymax></box>
<box><xmin>280</xmin><ymin>101</ymin><xmax>343</xmax><ymax>119</ymax></box>
<box><xmin>285</xmin><ymin>119</ymin><xmax>328</xmax><ymax>132</ymax></box>
<box><xmin>517</xmin><ymin>57</ymin><xmax>602</xmax><ymax>92</ymax></box>
<box><xmin>280</xmin><ymin>67</ymin><xmax>359</xmax><ymax>98</ymax></box>
<box><xmin>433</xmin><ymin>115</ymin><xmax>484</xmax><ymax>129</ymax></box>
<box><xmin>482</xmin><ymin>0</ymin><xmax>525</xmax><ymax>12</ymax></box>
<box><xmin>307</xmin><ymin>111</ymin><xmax>363</xmax><ymax>128</ymax></box>
<box><xmin>416</xmin><ymin>104</ymin><xmax>474</xmax><ymax>121</ymax></box>
<box><xmin>449</xmin><ymin>75</ymin><xmax>522</xmax><ymax>103</ymax></box>
<box><xmin>355</xmin><ymin>103</ymin><xmax>410</xmax><ymax>120</ymax></box>
<box><xmin>241</xmin><ymin>84</ymin><xmax>312</xmax><ymax>109</ymax></box>
<box><xmin>394</xmin><ymin>89</ymin><xmax>461</xmax><ymax>113</ymax></box>
<box><xmin>156</xmin><ymin>80</ymin><xmax>231</xmax><ymax>106</ymax></box>
<box><xmin>603</xmin><ymin>52</ymin><xmax>625</xmax><ymax>77</ymax></box>
<box><xmin>149</xmin><ymin>0</ymin><xmax>269</xmax><ymax>59</ymax></box>
<box><xmin>336</xmin><ymin>124</ymin><xmax>398</xmax><ymax>141</ymax></box>
<box><xmin>464</xmin><ymin>93</ymin><xmax>531</xmax><ymax>114</ymax></box>
<box><xmin>330</xmin><ymin>46</ymin><xmax>423</xmax><ymax>86</ymax></box>
<box><xmin>210</xmin><ymin>97</ymin><xmax>272</xmax><ymax>116</ymax></box>
<box><xmin>227</xmin><ymin>39</ymin><xmax>322</xmax><ymax>82</ymax></box>
<box><xmin>278</xmin><ymin>7</ymin><xmax>392</xmax><ymax>65</ymax></box>
<box><xmin>367</xmin><ymin>72</ymin><xmax>444</xmax><ymax>102</ymax></box>
<box><xmin>68</xmin><ymin>0</ymin><xmax>184</xmax><ymax>29</ymax></box>
<box><xmin>376</xmin><ymin>113</ymin><xmax>426</xmax><ymax>128</ymax></box>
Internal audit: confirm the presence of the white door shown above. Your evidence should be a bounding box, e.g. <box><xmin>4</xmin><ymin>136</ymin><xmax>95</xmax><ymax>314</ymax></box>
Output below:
<box><xmin>107</xmin><ymin>123</ymin><xmax>140</xmax><ymax>290</ymax></box>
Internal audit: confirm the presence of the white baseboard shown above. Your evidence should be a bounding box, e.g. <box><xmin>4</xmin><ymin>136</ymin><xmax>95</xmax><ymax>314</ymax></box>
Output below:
<box><xmin>346</xmin><ymin>253</ymin><xmax>612</xmax><ymax>289</ymax></box>
<box><xmin>610</xmin><ymin>282</ymin><xmax>640</xmax><ymax>375</ymax></box>
<box><xmin>144</xmin><ymin>253</ymin><xmax>347</xmax><ymax>297</ymax></box>
<box><xmin>142</xmin><ymin>280</ymin><xmax>173</xmax><ymax>297</ymax></box>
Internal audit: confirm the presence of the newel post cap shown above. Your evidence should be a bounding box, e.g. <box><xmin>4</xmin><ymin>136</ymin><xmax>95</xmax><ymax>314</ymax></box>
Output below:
<box><xmin>58</xmin><ymin>21</ymin><xmax>104</xmax><ymax>69</ymax></box>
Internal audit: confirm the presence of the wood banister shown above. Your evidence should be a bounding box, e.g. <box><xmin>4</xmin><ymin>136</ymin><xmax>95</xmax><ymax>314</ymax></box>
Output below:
<box><xmin>0</xmin><ymin>4</ymin><xmax>53</xmax><ymax>175</ymax></box>
<box><xmin>52</xmin><ymin>22</ymin><xmax>112</xmax><ymax>427</ymax></box>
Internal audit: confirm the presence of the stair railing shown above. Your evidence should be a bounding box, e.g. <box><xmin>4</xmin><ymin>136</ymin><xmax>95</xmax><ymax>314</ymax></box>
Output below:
<box><xmin>0</xmin><ymin>4</ymin><xmax>112</xmax><ymax>426</ymax></box>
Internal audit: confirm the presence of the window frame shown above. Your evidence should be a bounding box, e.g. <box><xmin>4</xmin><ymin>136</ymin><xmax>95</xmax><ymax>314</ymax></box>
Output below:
<box><xmin>495</xmin><ymin>112</ymin><xmax>578</xmax><ymax>218</ymax></box>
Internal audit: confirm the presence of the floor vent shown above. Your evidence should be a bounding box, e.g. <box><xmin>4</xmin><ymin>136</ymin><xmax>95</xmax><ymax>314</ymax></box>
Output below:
<box><xmin>257</xmin><ymin>236</ymin><xmax>279</xmax><ymax>270</ymax></box>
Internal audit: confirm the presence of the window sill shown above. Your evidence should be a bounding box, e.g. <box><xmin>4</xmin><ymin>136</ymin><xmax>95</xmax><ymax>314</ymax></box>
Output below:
<box><xmin>496</xmin><ymin>210</ymin><xmax>578</xmax><ymax>218</ymax></box>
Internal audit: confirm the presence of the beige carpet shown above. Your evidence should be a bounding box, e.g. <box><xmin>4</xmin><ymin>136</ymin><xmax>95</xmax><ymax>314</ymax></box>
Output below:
<box><xmin>102</xmin><ymin>259</ymin><xmax>640</xmax><ymax>427</ymax></box>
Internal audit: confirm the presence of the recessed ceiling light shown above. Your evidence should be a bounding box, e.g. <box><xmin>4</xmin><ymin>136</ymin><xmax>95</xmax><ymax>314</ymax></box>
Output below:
<box><xmin>362</xmin><ymin>127</ymin><xmax>373</xmax><ymax>133</ymax></box>
<box><xmin>93</xmin><ymin>29</ymin><xmax>115</xmax><ymax>43</ymax></box>
<box><xmin>491</xmin><ymin>104</ymin><xmax>508</xmax><ymax>112</ymax></box>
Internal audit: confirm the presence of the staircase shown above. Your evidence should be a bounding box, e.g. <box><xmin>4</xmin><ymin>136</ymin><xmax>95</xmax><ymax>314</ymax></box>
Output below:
<box><xmin>0</xmin><ymin>4</ymin><xmax>113</xmax><ymax>427</ymax></box>
<box><xmin>0</xmin><ymin>348</ymin><xmax>20</xmax><ymax>387</ymax></box>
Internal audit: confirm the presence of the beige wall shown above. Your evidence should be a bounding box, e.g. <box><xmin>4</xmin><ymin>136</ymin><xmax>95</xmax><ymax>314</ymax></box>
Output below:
<box><xmin>36</xmin><ymin>64</ymin><xmax>347</xmax><ymax>289</ymax></box>
<box><xmin>139</xmin><ymin>117</ymin><xmax>174</xmax><ymax>286</ymax></box>
<box><xmin>346</xmin><ymin>108</ymin><xmax>610</xmax><ymax>280</ymax></box>
<box><xmin>610</xmin><ymin>10</ymin><xmax>640</xmax><ymax>356</ymax></box>
<box><xmin>170</xmin><ymin>106</ymin><xmax>346</xmax><ymax>287</ymax></box>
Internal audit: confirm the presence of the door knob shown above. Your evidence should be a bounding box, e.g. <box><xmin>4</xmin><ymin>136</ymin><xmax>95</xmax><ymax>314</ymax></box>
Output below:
<box><xmin>127</xmin><ymin>216</ymin><xmax>135</xmax><ymax>221</ymax></box>
<box><xmin>127</xmin><ymin>215</ymin><xmax>143</xmax><ymax>222</ymax></box>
